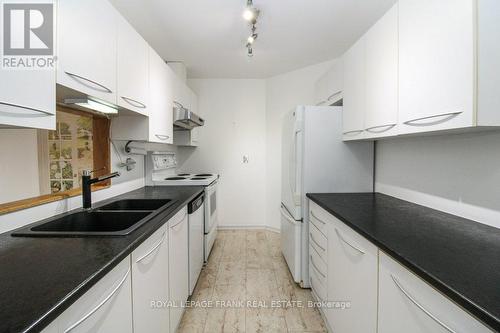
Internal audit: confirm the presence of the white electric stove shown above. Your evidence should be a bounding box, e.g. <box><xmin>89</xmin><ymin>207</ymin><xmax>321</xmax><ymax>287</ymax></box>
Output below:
<box><xmin>147</xmin><ymin>152</ymin><xmax>219</xmax><ymax>262</ymax></box>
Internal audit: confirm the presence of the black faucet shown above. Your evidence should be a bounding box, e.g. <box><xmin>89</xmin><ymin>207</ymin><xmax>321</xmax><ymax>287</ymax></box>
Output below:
<box><xmin>82</xmin><ymin>169</ymin><xmax>121</xmax><ymax>209</ymax></box>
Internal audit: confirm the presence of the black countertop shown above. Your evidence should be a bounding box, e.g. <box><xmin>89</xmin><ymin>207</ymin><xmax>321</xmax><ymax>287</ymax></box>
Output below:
<box><xmin>306</xmin><ymin>192</ymin><xmax>500</xmax><ymax>332</ymax></box>
<box><xmin>0</xmin><ymin>186</ymin><xmax>204</xmax><ymax>333</ymax></box>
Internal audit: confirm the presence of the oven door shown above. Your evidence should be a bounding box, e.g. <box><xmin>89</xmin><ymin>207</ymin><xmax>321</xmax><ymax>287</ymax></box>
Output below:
<box><xmin>204</xmin><ymin>181</ymin><xmax>218</xmax><ymax>233</ymax></box>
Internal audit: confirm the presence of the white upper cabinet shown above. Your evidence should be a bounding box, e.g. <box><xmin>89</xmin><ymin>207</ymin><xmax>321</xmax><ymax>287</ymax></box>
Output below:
<box><xmin>364</xmin><ymin>3</ymin><xmax>398</xmax><ymax>139</ymax></box>
<box><xmin>116</xmin><ymin>15</ymin><xmax>149</xmax><ymax>116</ymax></box>
<box><xmin>58</xmin><ymin>257</ymin><xmax>133</xmax><ymax>333</ymax></box>
<box><xmin>314</xmin><ymin>61</ymin><xmax>343</xmax><ymax>106</ymax></box>
<box><xmin>149</xmin><ymin>48</ymin><xmax>174</xmax><ymax>143</ymax></box>
<box><xmin>57</xmin><ymin>0</ymin><xmax>117</xmax><ymax>105</ymax></box>
<box><xmin>131</xmin><ymin>223</ymin><xmax>169</xmax><ymax>333</ymax></box>
<box><xmin>0</xmin><ymin>67</ymin><xmax>56</xmax><ymax>130</ymax></box>
<box><xmin>342</xmin><ymin>37</ymin><xmax>366</xmax><ymax>141</ymax></box>
<box><xmin>111</xmin><ymin>47</ymin><xmax>174</xmax><ymax>143</ymax></box>
<box><xmin>378</xmin><ymin>252</ymin><xmax>493</xmax><ymax>333</ymax></box>
<box><xmin>398</xmin><ymin>0</ymin><xmax>474</xmax><ymax>134</ymax></box>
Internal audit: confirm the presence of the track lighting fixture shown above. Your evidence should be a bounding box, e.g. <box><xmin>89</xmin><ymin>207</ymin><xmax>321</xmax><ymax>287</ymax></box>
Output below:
<box><xmin>243</xmin><ymin>2</ymin><xmax>260</xmax><ymax>58</ymax></box>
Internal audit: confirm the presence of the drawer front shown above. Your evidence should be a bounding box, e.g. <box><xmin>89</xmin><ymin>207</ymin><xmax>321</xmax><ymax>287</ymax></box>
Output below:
<box><xmin>310</xmin><ymin>266</ymin><xmax>327</xmax><ymax>302</ymax></box>
<box><xmin>379</xmin><ymin>252</ymin><xmax>493</xmax><ymax>333</ymax></box>
<box><xmin>310</xmin><ymin>244</ymin><xmax>327</xmax><ymax>285</ymax></box>
<box><xmin>309</xmin><ymin>201</ymin><xmax>331</xmax><ymax>236</ymax></box>
<box><xmin>309</xmin><ymin>222</ymin><xmax>327</xmax><ymax>263</ymax></box>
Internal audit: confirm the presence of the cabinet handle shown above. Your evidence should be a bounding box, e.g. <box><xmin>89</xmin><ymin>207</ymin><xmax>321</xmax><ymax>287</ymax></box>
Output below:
<box><xmin>335</xmin><ymin>228</ymin><xmax>365</xmax><ymax>254</ymax></box>
<box><xmin>65</xmin><ymin>71</ymin><xmax>113</xmax><ymax>93</ymax></box>
<box><xmin>403</xmin><ymin>111</ymin><xmax>463</xmax><ymax>126</ymax></box>
<box><xmin>327</xmin><ymin>91</ymin><xmax>342</xmax><ymax>101</ymax></box>
<box><xmin>365</xmin><ymin>123</ymin><xmax>396</xmax><ymax>133</ymax></box>
<box><xmin>64</xmin><ymin>267</ymin><xmax>130</xmax><ymax>332</ymax></box>
<box><xmin>343</xmin><ymin>130</ymin><xmax>363</xmax><ymax>136</ymax></box>
<box><xmin>310</xmin><ymin>255</ymin><xmax>326</xmax><ymax>278</ymax></box>
<box><xmin>155</xmin><ymin>134</ymin><xmax>170</xmax><ymax>141</ymax></box>
<box><xmin>135</xmin><ymin>231</ymin><xmax>166</xmax><ymax>263</ymax></box>
<box><xmin>310</xmin><ymin>211</ymin><xmax>326</xmax><ymax>225</ymax></box>
<box><xmin>170</xmin><ymin>212</ymin><xmax>187</xmax><ymax>229</ymax></box>
<box><xmin>391</xmin><ymin>274</ymin><xmax>457</xmax><ymax>333</ymax></box>
<box><xmin>281</xmin><ymin>205</ymin><xmax>301</xmax><ymax>226</ymax></box>
<box><xmin>309</xmin><ymin>234</ymin><xmax>325</xmax><ymax>252</ymax></box>
<box><xmin>121</xmin><ymin>96</ymin><xmax>146</xmax><ymax>109</ymax></box>
<box><xmin>0</xmin><ymin>102</ymin><xmax>53</xmax><ymax>116</ymax></box>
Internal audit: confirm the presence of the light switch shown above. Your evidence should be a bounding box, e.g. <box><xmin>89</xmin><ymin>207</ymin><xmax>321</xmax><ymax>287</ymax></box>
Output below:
<box><xmin>243</xmin><ymin>155</ymin><xmax>249</xmax><ymax>163</ymax></box>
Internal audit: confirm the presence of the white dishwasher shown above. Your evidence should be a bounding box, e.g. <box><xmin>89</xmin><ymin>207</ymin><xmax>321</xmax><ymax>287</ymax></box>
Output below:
<box><xmin>188</xmin><ymin>193</ymin><xmax>205</xmax><ymax>295</ymax></box>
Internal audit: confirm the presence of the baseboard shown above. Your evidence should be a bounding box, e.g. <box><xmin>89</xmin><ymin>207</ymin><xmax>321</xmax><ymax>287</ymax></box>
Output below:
<box><xmin>217</xmin><ymin>225</ymin><xmax>280</xmax><ymax>233</ymax></box>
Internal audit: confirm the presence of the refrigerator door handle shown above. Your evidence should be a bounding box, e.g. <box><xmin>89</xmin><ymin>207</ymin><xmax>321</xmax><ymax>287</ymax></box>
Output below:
<box><xmin>280</xmin><ymin>205</ymin><xmax>301</xmax><ymax>225</ymax></box>
<box><xmin>290</xmin><ymin>126</ymin><xmax>302</xmax><ymax>206</ymax></box>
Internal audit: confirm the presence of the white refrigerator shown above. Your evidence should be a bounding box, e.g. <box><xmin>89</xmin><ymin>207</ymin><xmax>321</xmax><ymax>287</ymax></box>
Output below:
<box><xmin>280</xmin><ymin>106</ymin><xmax>374</xmax><ymax>287</ymax></box>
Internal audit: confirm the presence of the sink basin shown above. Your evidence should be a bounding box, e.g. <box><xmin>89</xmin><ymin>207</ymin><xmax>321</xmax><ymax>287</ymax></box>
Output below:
<box><xmin>97</xmin><ymin>199</ymin><xmax>173</xmax><ymax>211</ymax></box>
<box><xmin>12</xmin><ymin>211</ymin><xmax>153</xmax><ymax>237</ymax></box>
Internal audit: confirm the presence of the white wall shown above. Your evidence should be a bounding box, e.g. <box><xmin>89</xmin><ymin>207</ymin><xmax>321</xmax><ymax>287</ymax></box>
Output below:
<box><xmin>265</xmin><ymin>60</ymin><xmax>336</xmax><ymax>230</ymax></box>
<box><xmin>0</xmin><ymin>129</ymin><xmax>40</xmax><ymax>203</ymax></box>
<box><xmin>179</xmin><ymin>79</ymin><xmax>268</xmax><ymax>229</ymax></box>
<box><xmin>375</xmin><ymin>130</ymin><xmax>500</xmax><ymax>229</ymax></box>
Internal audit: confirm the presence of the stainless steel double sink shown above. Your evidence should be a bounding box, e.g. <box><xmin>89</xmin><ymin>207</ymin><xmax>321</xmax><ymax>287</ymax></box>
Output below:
<box><xmin>12</xmin><ymin>199</ymin><xmax>175</xmax><ymax>237</ymax></box>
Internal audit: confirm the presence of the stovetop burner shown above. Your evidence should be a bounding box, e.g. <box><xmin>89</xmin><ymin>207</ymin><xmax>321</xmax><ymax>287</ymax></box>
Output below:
<box><xmin>195</xmin><ymin>174</ymin><xmax>213</xmax><ymax>177</ymax></box>
<box><xmin>177</xmin><ymin>173</ymin><xmax>191</xmax><ymax>176</ymax></box>
<box><xmin>165</xmin><ymin>177</ymin><xmax>187</xmax><ymax>180</ymax></box>
<box><xmin>191</xmin><ymin>177</ymin><xmax>207</xmax><ymax>180</ymax></box>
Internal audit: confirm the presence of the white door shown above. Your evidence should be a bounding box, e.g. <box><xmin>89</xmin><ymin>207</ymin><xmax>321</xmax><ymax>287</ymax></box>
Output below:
<box><xmin>326</xmin><ymin>216</ymin><xmax>378</xmax><ymax>333</ymax></box>
<box><xmin>364</xmin><ymin>3</ymin><xmax>399</xmax><ymax>139</ymax></box>
<box><xmin>342</xmin><ymin>37</ymin><xmax>366</xmax><ymax>141</ymax></box>
<box><xmin>169</xmin><ymin>208</ymin><xmax>189</xmax><ymax>332</ymax></box>
<box><xmin>189</xmin><ymin>200</ymin><xmax>204</xmax><ymax>294</ymax></box>
<box><xmin>378</xmin><ymin>252</ymin><xmax>493</xmax><ymax>333</ymax></box>
<box><xmin>57</xmin><ymin>0</ymin><xmax>117</xmax><ymax>105</ymax></box>
<box><xmin>399</xmin><ymin>0</ymin><xmax>475</xmax><ymax>134</ymax></box>
<box><xmin>280</xmin><ymin>204</ymin><xmax>302</xmax><ymax>283</ymax></box>
<box><xmin>131</xmin><ymin>224</ymin><xmax>169</xmax><ymax>333</ymax></box>
<box><xmin>59</xmin><ymin>257</ymin><xmax>133</xmax><ymax>333</ymax></box>
<box><xmin>116</xmin><ymin>14</ymin><xmax>149</xmax><ymax>116</ymax></box>
<box><xmin>148</xmin><ymin>47</ymin><xmax>173</xmax><ymax>144</ymax></box>
<box><xmin>281</xmin><ymin>107</ymin><xmax>303</xmax><ymax>221</ymax></box>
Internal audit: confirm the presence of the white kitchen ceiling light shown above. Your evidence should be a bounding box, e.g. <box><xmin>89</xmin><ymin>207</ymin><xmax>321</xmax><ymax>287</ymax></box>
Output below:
<box><xmin>64</xmin><ymin>98</ymin><xmax>118</xmax><ymax>114</ymax></box>
<box><xmin>243</xmin><ymin>0</ymin><xmax>259</xmax><ymax>22</ymax></box>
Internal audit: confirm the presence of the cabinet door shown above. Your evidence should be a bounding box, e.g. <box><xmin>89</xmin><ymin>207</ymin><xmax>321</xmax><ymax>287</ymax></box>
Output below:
<box><xmin>326</xmin><ymin>216</ymin><xmax>378</xmax><ymax>333</ymax></box>
<box><xmin>57</xmin><ymin>0</ymin><xmax>117</xmax><ymax>104</ymax></box>
<box><xmin>132</xmin><ymin>224</ymin><xmax>169</xmax><ymax>333</ymax></box>
<box><xmin>189</xmin><ymin>90</ymin><xmax>199</xmax><ymax>146</ymax></box>
<box><xmin>117</xmin><ymin>15</ymin><xmax>149</xmax><ymax>116</ymax></box>
<box><xmin>168</xmin><ymin>207</ymin><xmax>189</xmax><ymax>332</ymax></box>
<box><xmin>364</xmin><ymin>4</ymin><xmax>398</xmax><ymax>139</ymax></box>
<box><xmin>148</xmin><ymin>47</ymin><xmax>173</xmax><ymax>144</ymax></box>
<box><xmin>378</xmin><ymin>252</ymin><xmax>493</xmax><ymax>333</ymax></box>
<box><xmin>399</xmin><ymin>0</ymin><xmax>474</xmax><ymax>134</ymax></box>
<box><xmin>342</xmin><ymin>37</ymin><xmax>366</xmax><ymax>141</ymax></box>
<box><xmin>326</xmin><ymin>60</ymin><xmax>343</xmax><ymax>104</ymax></box>
<box><xmin>58</xmin><ymin>257</ymin><xmax>133</xmax><ymax>333</ymax></box>
<box><xmin>0</xmin><ymin>68</ymin><xmax>55</xmax><ymax>130</ymax></box>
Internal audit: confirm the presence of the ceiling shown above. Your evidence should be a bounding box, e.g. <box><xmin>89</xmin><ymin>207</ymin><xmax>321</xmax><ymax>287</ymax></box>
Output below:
<box><xmin>110</xmin><ymin>0</ymin><xmax>397</xmax><ymax>79</ymax></box>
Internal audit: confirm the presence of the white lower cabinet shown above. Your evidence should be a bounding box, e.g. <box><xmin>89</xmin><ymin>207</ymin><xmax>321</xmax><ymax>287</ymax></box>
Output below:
<box><xmin>58</xmin><ymin>257</ymin><xmax>132</xmax><ymax>333</ymax></box>
<box><xmin>131</xmin><ymin>223</ymin><xmax>169</xmax><ymax>333</ymax></box>
<box><xmin>378</xmin><ymin>252</ymin><xmax>493</xmax><ymax>333</ymax></box>
<box><xmin>168</xmin><ymin>207</ymin><xmax>189</xmax><ymax>332</ymax></box>
<box><xmin>325</xmin><ymin>215</ymin><xmax>378</xmax><ymax>333</ymax></box>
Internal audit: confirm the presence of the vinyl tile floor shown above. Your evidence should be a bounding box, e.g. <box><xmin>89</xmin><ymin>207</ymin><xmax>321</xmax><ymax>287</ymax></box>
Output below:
<box><xmin>178</xmin><ymin>230</ymin><xmax>327</xmax><ymax>333</ymax></box>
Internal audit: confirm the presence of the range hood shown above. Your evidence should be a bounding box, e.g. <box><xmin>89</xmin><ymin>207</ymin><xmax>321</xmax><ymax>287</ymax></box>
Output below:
<box><xmin>173</xmin><ymin>102</ymin><xmax>204</xmax><ymax>130</ymax></box>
